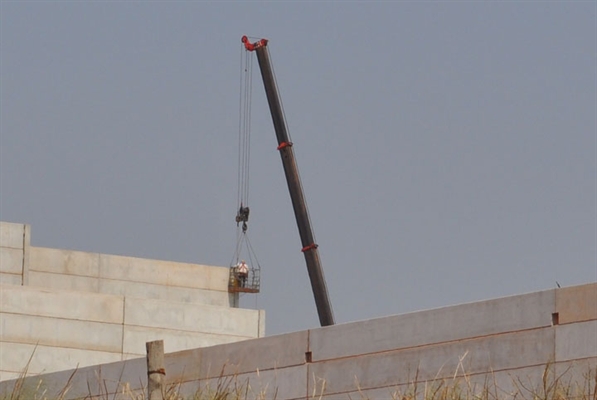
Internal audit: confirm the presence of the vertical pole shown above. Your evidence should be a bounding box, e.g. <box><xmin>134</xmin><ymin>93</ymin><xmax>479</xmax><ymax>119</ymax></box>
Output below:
<box><xmin>146</xmin><ymin>340</ymin><xmax>165</xmax><ymax>400</ymax></box>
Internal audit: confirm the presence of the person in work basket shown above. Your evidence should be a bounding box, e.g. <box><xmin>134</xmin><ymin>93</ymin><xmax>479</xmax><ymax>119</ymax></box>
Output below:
<box><xmin>236</xmin><ymin>260</ymin><xmax>249</xmax><ymax>287</ymax></box>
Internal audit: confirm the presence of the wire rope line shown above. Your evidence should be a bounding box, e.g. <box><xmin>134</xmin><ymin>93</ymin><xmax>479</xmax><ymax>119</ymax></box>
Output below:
<box><xmin>231</xmin><ymin>42</ymin><xmax>261</xmax><ymax>270</ymax></box>
<box><xmin>242</xmin><ymin>51</ymin><xmax>253</xmax><ymax>206</ymax></box>
<box><xmin>237</xmin><ymin>45</ymin><xmax>244</xmax><ymax>209</ymax></box>
<box><xmin>245</xmin><ymin>234</ymin><xmax>262</xmax><ymax>268</ymax></box>
<box><xmin>237</xmin><ymin>46</ymin><xmax>253</xmax><ymax>209</ymax></box>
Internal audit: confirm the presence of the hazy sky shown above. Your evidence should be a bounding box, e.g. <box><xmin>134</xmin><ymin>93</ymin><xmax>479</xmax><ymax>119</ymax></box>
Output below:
<box><xmin>1</xmin><ymin>1</ymin><xmax>595</xmax><ymax>336</ymax></box>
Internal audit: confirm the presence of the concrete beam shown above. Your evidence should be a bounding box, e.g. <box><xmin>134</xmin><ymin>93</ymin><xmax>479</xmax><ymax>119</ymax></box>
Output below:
<box><xmin>122</xmin><ymin>325</ymin><xmax>251</xmax><ymax>356</ymax></box>
<box><xmin>319</xmin><ymin>364</ymin><xmax>554</xmax><ymax>400</ymax></box>
<box><xmin>555</xmin><ymin>320</ymin><xmax>597</xmax><ymax>362</ymax></box>
<box><xmin>556</xmin><ymin>282</ymin><xmax>597</xmax><ymax>324</ymax></box>
<box><xmin>0</xmin><ymin>222</ymin><xmax>25</xmax><ymax>249</ymax></box>
<box><xmin>0</xmin><ymin>356</ymin><xmax>147</xmax><ymax>399</ymax></box>
<box><xmin>0</xmin><ymin>284</ymin><xmax>124</xmax><ymax>323</ymax></box>
<box><xmin>28</xmin><ymin>271</ymin><xmax>100</xmax><ymax>292</ymax></box>
<box><xmin>308</xmin><ymin>328</ymin><xmax>555</xmax><ymax>396</ymax></box>
<box><xmin>0</xmin><ymin>273</ymin><xmax>22</xmax><ymax>286</ymax></box>
<box><xmin>1</xmin><ymin>313</ymin><xmax>123</xmax><ymax>353</ymax></box>
<box><xmin>0</xmin><ymin>342</ymin><xmax>121</xmax><ymax>376</ymax></box>
<box><xmin>310</xmin><ymin>289</ymin><xmax>555</xmax><ymax>362</ymax></box>
<box><xmin>165</xmin><ymin>330</ymin><xmax>308</xmax><ymax>381</ymax></box>
<box><xmin>124</xmin><ymin>297</ymin><xmax>260</xmax><ymax>337</ymax></box>
<box><xmin>554</xmin><ymin>357</ymin><xmax>597</xmax><ymax>391</ymax></box>
<box><xmin>29</xmin><ymin>247</ymin><xmax>100</xmax><ymax>277</ymax></box>
<box><xmin>174</xmin><ymin>365</ymin><xmax>308</xmax><ymax>400</ymax></box>
<box><xmin>0</xmin><ymin>248</ymin><xmax>24</xmax><ymax>275</ymax></box>
<box><xmin>97</xmin><ymin>279</ymin><xmax>231</xmax><ymax>306</ymax></box>
<box><xmin>99</xmin><ymin>254</ymin><xmax>229</xmax><ymax>292</ymax></box>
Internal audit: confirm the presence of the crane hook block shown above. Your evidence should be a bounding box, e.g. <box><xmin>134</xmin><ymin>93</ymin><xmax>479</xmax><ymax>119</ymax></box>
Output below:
<box><xmin>242</xmin><ymin>36</ymin><xmax>268</xmax><ymax>52</ymax></box>
<box><xmin>235</xmin><ymin>206</ymin><xmax>250</xmax><ymax>224</ymax></box>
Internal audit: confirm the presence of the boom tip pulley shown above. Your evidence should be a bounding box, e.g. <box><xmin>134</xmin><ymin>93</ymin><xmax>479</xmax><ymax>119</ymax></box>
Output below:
<box><xmin>242</xmin><ymin>36</ymin><xmax>268</xmax><ymax>52</ymax></box>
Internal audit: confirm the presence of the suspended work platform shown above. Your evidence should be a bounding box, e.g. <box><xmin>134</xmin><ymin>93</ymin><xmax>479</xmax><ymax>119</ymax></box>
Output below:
<box><xmin>228</xmin><ymin>265</ymin><xmax>260</xmax><ymax>293</ymax></box>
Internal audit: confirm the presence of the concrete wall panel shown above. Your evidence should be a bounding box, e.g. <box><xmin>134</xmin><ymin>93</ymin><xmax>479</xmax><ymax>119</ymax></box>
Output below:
<box><xmin>29</xmin><ymin>271</ymin><xmax>100</xmax><ymax>292</ymax></box>
<box><xmin>166</xmin><ymin>331</ymin><xmax>308</xmax><ymax>381</ymax></box>
<box><xmin>174</xmin><ymin>365</ymin><xmax>307</xmax><ymax>400</ymax></box>
<box><xmin>463</xmin><ymin>365</ymin><xmax>551</xmax><ymax>399</ymax></box>
<box><xmin>309</xmin><ymin>328</ymin><xmax>555</xmax><ymax>396</ymax></box>
<box><xmin>320</xmin><ymin>365</ymin><xmax>554</xmax><ymax>400</ymax></box>
<box><xmin>320</xmin><ymin>385</ymin><xmax>402</xmax><ymax>400</ymax></box>
<box><xmin>0</xmin><ymin>222</ymin><xmax>24</xmax><ymax>249</ymax></box>
<box><xmin>310</xmin><ymin>289</ymin><xmax>555</xmax><ymax>362</ymax></box>
<box><xmin>1</xmin><ymin>280</ymin><xmax>595</xmax><ymax>399</ymax></box>
<box><xmin>0</xmin><ymin>248</ymin><xmax>23</xmax><ymax>274</ymax></box>
<box><xmin>124</xmin><ymin>297</ymin><xmax>259</xmax><ymax>337</ymax></box>
<box><xmin>0</xmin><ymin>221</ymin><xmax>263</xmax><ymax>382</ymax></box>
<box><xmin>556</xmin><ymin>283</ymin><xmax>597</xmax><ymax>324</ymax></box>
<box><xmin>554</xmin><ymin>357</ymin><xmax>597</xmax><ymax>392</ymax></box>
<box><xmin>99</xmin><ymin>254</ymin><xmax>228</xmax><ymax>291</ymax></box>
<box><xmin>122</xmin><ymin>325</ymin><xmax>248</xmax><ymax>356</ymax></box>
<box><xmin>0</xmin><ymin>342</ymin><xmax>121</xmax><ymax>376</ymax></box>
<box><xmin>72</xmin><ymin>357</ymin><xmax>147</xmax><ymax>400</ymax></box>
<box><xmin>0</xmin><ymin>372</ymin><xmax>21</xmax><ymax>383</ymax></box>
<box><xmin>556</xmin><ymin>320</ymin><xmax>597</xmax><ymax>362</ymax></box>
<box><xmin>0</xmin><ymin>314</ymin><xmax>123</xmax><ymax>353</ymax></box>
<box><xmin>236</xmin><ymin>365</ymin><xmax>307</xmax><ymax>400</ymax></box>
<box><xmin>30</xmin><ymin>247</ymin><xmax>99</xmax><ymax>277</ymax></box>
<box><xmin>0</xmin><ymin>284</ymin><xmax>123</xmax><ymax>323</ymax></box>
<box><xmin>97</xmin><ymin>278</ymin><xmax>230</xmax><ymax>306</ymax></box>
<box><xmin>0</xmin><ymin>357</ymin><xmax>147</xmax><ymax>400</ymax></box>
<box><xmin>205</xmin><ymin>266</ymin><xmax>229</xmax><ymax>291</ymax></box>
<box><xmin>0</xmin><ymin>273</ymin><xmax>22</xmax><ymax>286</ymax></box>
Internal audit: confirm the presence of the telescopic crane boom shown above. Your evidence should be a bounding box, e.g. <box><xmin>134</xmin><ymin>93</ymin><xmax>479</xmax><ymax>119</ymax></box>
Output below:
<box><xmin>242</xmin><ymin>36</ymin><xmax>335</xmax><ymax>327</ymax></box>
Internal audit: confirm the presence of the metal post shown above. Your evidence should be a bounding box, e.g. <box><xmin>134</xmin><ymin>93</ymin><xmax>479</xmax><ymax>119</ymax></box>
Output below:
<box><xmin>146</xmin><ymin>340</ymin><xmax>165</xmax><ymax>400</ymax></box>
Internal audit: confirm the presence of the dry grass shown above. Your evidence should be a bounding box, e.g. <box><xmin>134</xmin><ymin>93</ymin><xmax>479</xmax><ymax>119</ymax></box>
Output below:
<box><xmin>1</xmin><ymin>362</ymin><xmax>595</xmax><ymax>400</ymax></box>
<box><xmin>352</xmin><ymin>362</ymin><xmax>597</xmax><ymax>400</ymax></box>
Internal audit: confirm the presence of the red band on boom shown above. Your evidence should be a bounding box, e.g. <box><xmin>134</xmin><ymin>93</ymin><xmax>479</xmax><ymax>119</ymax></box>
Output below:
<box><xmin>277</xmin><ymin>141</ymin><xmax>293</xmax><ymax>150</ymax></box>
<box><xmin>301</xmin><ymin>243</ymin><xmax>318</xmax><ymax>253</ymax></box>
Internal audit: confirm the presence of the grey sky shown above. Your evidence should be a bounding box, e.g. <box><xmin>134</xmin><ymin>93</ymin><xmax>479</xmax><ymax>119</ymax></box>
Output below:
<box><xmin>1</xmin><ymin>2</ymin><xmax>595</xmax><ymax>335</ymax></box>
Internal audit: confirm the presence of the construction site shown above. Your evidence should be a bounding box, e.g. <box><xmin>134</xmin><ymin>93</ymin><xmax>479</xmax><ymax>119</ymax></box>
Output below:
<box><xmin>0</xmin><ymin>219</ymin><xmax>595</xmax><ymax>399</ymax></box>
<box><xmin>1</xmin><ymin>34</ymin><xmax>596</xmax><ymax>399</ymax></box>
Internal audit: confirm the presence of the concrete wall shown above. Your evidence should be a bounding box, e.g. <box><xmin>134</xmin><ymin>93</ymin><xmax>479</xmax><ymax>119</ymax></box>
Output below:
<box><xmin>3</xmin><ymin>282</ymin><xmax>594</xmax><ymax>400</ymax></box>
<box><xmin>0</xmin><ymin>285</ymin><xmax>264</xmax><ymax>381</ymax></box>
<box><xmin>0</xmin><ymin>222</ymin><xmax>238</xmax><ymax>307</ymax></box>
<box><xmin>0</xmin><ymin>221</ymin><xmax>237</xmax><ymax>307</ymax></box>
<box><xmin>0</xmin><ymin>221</ymin><xmax>264</xmax><ymax>381</ymax></box>
<box><xmin>28</xmin><ymin>247</ymin><xmax>236</xmax><ymax>307</ymax></box>
<box><xmin>0</xmin><ymin>222</ymin><xmax>29</xmax><ymax>286</ymax></box>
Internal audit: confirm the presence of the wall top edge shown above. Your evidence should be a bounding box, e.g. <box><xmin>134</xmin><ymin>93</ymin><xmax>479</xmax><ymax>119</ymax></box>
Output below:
<box><xmin>0</xmin><ymin>221</ymin><xmax>29</xmax><ymax>227</ymax></box>
<box><xmin>315</xmin><ymin>282</ymin><xmax>596</xmax><ymax>331</ymax></box>
<box><xmin>31</xmin><ymin>246</ymin><xmax>229</xmax><ymax>271</ymax></box>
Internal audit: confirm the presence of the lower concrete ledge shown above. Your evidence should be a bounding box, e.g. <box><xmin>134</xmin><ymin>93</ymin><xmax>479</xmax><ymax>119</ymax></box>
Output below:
<box><xmin>0</xmin><ymin>284</ymin><xmax>264</xmax><ymax>379</ymax></box>
<box><xmin>122</xmin><ymin>325</ymin><xmax>253</xmax><ymax>355</ymax></box>
<box><xmin>0</xmin><ymin>248</ymin><xmax>24</xmax><ymax>275</ymax></box>
<box><xmin>0</xmin><ymin>272</ymin><xmax>22</xmax><ymax>286</ymax></box>
<box><xmin>0</xmin><ymin>342</ymin><xmax>122</xmax><ymax>376</ymax></box>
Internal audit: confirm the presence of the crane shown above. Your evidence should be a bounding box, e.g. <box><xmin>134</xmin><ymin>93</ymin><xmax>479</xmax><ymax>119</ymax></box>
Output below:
<box><xmin>242</xmin><ymin>36</ymin><xmax>335</xmax><ymax>327</ymax></box>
